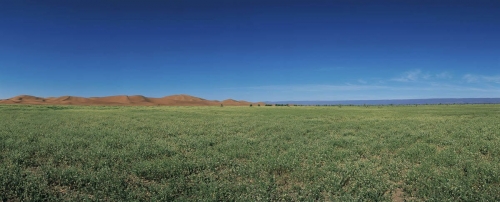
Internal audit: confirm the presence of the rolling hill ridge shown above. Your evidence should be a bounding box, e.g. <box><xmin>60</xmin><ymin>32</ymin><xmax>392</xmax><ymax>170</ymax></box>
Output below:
<box><xmin>0</xmin><ymin>95</ymin><xmax>263</xmax><ymax>106</ymax></box>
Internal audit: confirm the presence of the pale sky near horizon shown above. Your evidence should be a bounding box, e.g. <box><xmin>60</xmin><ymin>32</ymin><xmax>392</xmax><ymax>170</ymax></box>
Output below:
<box><xmin>1</xmin><ymin>0</ymin><xmax>499</xmax><ymax>101</ymax></box>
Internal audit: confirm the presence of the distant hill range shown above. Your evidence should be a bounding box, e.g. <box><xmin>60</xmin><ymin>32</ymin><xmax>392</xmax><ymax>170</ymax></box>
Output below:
<box><xmin>3</xmin><ymin>95</ymin><xmax>499</xmax><ymax>106</ymax></box>
<box><xmin>267</xmin><ymin>98</ymin><xmax>500</xmax><ymax>105</ymax></box>
<box><xmin>0</xmin><ymin>94</ymin><xmax>264</xmax><ymax>106</ymax></box>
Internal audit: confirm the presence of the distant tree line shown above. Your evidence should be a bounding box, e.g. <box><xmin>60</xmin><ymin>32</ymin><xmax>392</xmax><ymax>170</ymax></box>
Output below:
<box><xmin>279</xmin><ymin>103</ymin><xmax>487</xmax><ymax>107</ymax></box>
<box><xmin>261</xmin><ymin>104</ymin><xmax>291</xmax><ymax>106</ymax></box>
<box><xmin>234</xmin><ymin>102</ymin><xmax>490</xmax><ymax>108</ymax></box>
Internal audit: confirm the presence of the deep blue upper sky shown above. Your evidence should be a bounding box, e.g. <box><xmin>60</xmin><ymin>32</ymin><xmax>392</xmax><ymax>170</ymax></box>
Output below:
<box><xmin>1</xmin><ymin>0</ymin><xmax>499</xmax><ymax>101</ymax></box>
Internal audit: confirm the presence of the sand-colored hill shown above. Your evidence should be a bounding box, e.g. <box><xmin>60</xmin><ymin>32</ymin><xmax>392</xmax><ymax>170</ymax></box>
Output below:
<box><xmin>0</xmin><ymin>94</ymin><xmax>261</xmax><ymax>106</ymax></box>
<box><xmin>52</xmin><ymin>96</ymin><xmax>93</xmax><ymax>105</ymax></box>
<box><xmin>3</xmin><ymin>95</ymin><xmax>48</xmax><ymax>105</ymax></box>
<box><xmin>148</xmin><ymin>94</ymin><xmax>215</xmax><ymax>106</ymax></box>
<box><xmin>222</xmin><ymin>99</ymin><xmax>251</xmax><ymax>106</ymax></box>
<box><xmin>90</xmin><ymin>95</ymin><xmax>131</xmax><ymax>104</ymax></box>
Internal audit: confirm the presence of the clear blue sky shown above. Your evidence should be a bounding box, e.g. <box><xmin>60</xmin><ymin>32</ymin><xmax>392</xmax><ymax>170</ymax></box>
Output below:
<box><xmin>1</xmin><ymin>0</ymin><xmax>499</xmax><ymax>101</ymax></box>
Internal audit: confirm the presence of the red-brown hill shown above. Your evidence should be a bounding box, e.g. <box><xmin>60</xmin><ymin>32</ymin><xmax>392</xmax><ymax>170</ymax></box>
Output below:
<box><xmin>0</xmin><ymin>94</ymin><xmax>261</xmax><ymax>106</ymax></box>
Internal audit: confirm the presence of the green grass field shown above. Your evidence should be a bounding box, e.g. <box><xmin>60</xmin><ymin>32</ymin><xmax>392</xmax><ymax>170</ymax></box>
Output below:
<box><xmin>1</xmin><ymin>104</ymin><xmax>500</xmax><ymax>201</ymax></box>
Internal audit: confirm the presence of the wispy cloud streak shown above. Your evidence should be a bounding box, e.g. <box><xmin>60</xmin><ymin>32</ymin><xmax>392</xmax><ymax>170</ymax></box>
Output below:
<box><xmin>246</xmin><ymin>84</ymin><xmax>389</xmax><ymax>92</ymax></box>
<box><xmin>463</xmin><ymin>74</ymin><xmax>500</xmax><ymax>84</ymax></box>
<box><xmin>236</xmin><ymin>83</ymin><xmax>500</xmax><ymax>93</ymax></box>
<box><xmin>436</xmin><ymin>72</ymin><xmax>453</xmax><ymax>79</ymax></box>
<box><xmin>393</xmin><ymin>69</ymin><xmax>428</xmax><ymax>82</ymax></box>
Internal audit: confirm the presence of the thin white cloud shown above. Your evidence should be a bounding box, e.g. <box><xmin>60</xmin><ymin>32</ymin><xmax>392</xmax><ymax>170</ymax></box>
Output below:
<box><xmin>426</xmin><ymin>82</ymin><xmax>500</xmax><ymax>92</ymax></box>
<box><xmin>464</xmin><ymin>74</ymin><xmax>478</xmax><ymax>82</ymax></box>
<box><xmin>393</xmin><ymin>69</ymin><xmax>427</xmax><ymax>82</ymax></box>
<box><xmin>463</xmin><ymin>74</ymin><xmax>500</xmax><ymax>84</ymax></box>
<box><xmin>221</xmin><ymin>70</ymin><xmax>500</xmax><ymax>100</ymax></box>
<box><xmin>393</xmin><ymin>70</ymin><xmax>454</xmax><ymax>82</ymax></box>
<box><xmin>247</xmin><ymin>84</ymin><xmax>389</xmax><ymax>92</ymax></box>
<box><xmin>234</xmin><ymin>82</ymin><xmax>500</xmax><ymax>94</ymax></box>
<box><xmin>222</xmin><ymin>82</ymin><xmax>500</xmax><ymax>100</ymax></box>
<box><xmin>436</xmin><ymin>72</ymin><xmax>453</xmax><ymax>79</ymax></box>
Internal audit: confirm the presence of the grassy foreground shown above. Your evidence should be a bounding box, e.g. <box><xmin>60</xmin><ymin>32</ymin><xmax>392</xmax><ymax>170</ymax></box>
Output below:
<box><xmin>1</xmin><ymin>105</ymin><xmax>499</xmax><ymax>201</ymax></box>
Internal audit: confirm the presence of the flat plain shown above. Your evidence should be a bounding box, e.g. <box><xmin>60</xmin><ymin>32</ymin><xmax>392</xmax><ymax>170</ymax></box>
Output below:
<box><xmin>1</xmin><ymin>104</ymin><xmax>499</xmax><ymax>201</ymax></box>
